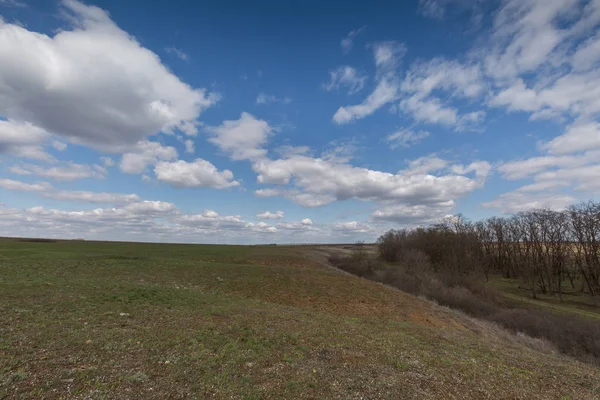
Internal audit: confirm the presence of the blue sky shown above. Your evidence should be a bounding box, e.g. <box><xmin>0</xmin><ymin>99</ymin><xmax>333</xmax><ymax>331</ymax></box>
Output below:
<box><xmin>0</xmin><ymin>0</ymin><xmax>599</xmax><ymax>243</ymax></box>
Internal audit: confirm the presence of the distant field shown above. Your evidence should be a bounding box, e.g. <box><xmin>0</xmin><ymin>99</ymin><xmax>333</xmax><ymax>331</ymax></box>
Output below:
<box><xmin>1</xmin><ymin>238</ymin><xmax>600</xmax><ymax>399</ymax></box>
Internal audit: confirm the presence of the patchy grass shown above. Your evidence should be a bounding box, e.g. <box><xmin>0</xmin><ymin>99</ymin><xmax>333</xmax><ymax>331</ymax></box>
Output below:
<box><xmin>1</xmin><ymin>239</ymin><xmax>600</xmax><ymax>399</ymax></box>
<box><xmin>489</xmin><ymin>277</ymin><xmax>600</xmax><ymax>321</ymax></box>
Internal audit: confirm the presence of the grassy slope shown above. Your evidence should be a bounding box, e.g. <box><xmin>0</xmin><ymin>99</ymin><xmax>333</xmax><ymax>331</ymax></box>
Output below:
<box><xmin>1</xmin><ymin>239</ymin><xmax>599</xmax><ymax>399</ymax></box>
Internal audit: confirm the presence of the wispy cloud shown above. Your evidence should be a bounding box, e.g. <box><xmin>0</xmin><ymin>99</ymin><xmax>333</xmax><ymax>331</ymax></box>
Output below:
<box><xmin>165</xmin><ymin>47</ymin><xmax>189</xmax><ymax>61</ymax></box>
<box><xmin>386</xmin><ymin>129</ymin><xmax>430</xmax><ymax>149</ymax></box>
<box><xmin>341</xmin><ymin>25</ymin><xmax>367</xmax><ymax>53</ymax></box>
<box><xmin>323</xmin><ymin>66</ymin><xmax>367</xmax><ymax>94</ymax></box>
<box><xmin>256</xmin><ymin>92</ymin><xmax>292</xmax><ymax>105</ymax></box>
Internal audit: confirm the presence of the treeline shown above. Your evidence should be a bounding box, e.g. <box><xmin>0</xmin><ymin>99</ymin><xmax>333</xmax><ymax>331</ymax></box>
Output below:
<box><xmin>378</xmin><ymin>200</ymin><xmax>600</xmax><ymax>300</ymax></box>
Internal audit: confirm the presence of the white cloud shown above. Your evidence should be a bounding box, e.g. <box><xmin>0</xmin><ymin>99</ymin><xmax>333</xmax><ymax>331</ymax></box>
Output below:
<box><xmin>403</xmin><ymin>154</ymin><xmax>449</xmax><ymax>175</ymax></box>
<box><xmin>498</xmin><ymin>151</ymin><xmax>600</xmax><ymax>180</ymax></box>
<box><xmin>245</xmin><ymin>221</ymin><xmax>277</xmax><ymax>233</ymax></box>
<box><xmin>543</xmin><ymin>120</ymin><xmax>600</xmax><ymax>155</ymax></box>
<box><xmin>341</xmin><ymin>25</ymin><xmax>366</xmax><ymax>53</ymax></box>
<box><xmin>333</xmin><ymin>77</ymin><xmax>400</xmax><ymax>124</ymax></box>
<box><xmin>0</xmin><ymin>179</ymin><xmax>51</xmax><ymax>192</ymax></box>
<box><xmin>0</xmin><ymin>0</ymin><xmax>218</xmax><ymax>151</ymax></box>
<box><xmin>154</xmin><ymin>158</ymin><xmax>239</xmax><ymax>189</ymax></box>
<box><xmin>401</xmin><ymin>58</ymin><xmax>485</xmax><ymax>99</ymax></box>
<box><xmin>0</xmin><ymin>203</ymin><xmax>290</xmax><ymax>243</ymax></box>
<box><xmin>184</xmin><ymin>139</ymin><xmax>195</xmax><ymax>154</ymax></box>
<box><xmin>0</xmin><ymin>0</ymin><xmax>26</xmax><ymax>7</ymax></box>
<box><xmin>256</xmin><ymin>93</ymin><xmax>292</xmax><ymax>105</ymax></box>
<box><xmin>572</xmin><ymin>33</ymin><xmax>600</xmax><ymax>71</ymax></box>
<box><xmin>256</xmin><ymin>210</ymin><xmax>284</xmax><ymax>220</ymax></box>
<box><xmin>333</xmin><ymin>41</ymin><xmax>405</xmax><ymax>124</ymax></box>
<box><xmin>254</xmin><ymin>188</ymin><xmax>280</xmax><ymax>197</ymax></box>
<box><xmin>418</xmin><ymin>0</ymin><xmax>487</xmax><ymax>23</ymax></box>
<box><xmin>52</xmin><ymin>140</ymin><xmax>67</xmax><ymax>151</ymax></box>
<box><xmin>278</xmin><ymin>218</ymin><xmax>317</xmax><ymax>231</ymax></box>
<box><xmin>0</xmin><ymin>119</ymin><xmax>53</xmax><ymax>161</ymax></box>
<box><xmin>386</xmin><ymin>128</ymin><xmax>430</xmax><ymax>148</ymax></box>
<box><xmin>253</xmin><ymin>153</ymin><xmax>490</xmax><ymax>214</ymax></box>
<box><xmin>0</xmin><ymin>178</ymin><xmax>140</xmax><ymax>205</ymax></box>
<box><xmin>100</xmin><ymin>156</ymin><xmax>115</xmax><ymax>167</ymax></box>
<box><xmin>398</xmin><ymin>59</ymin><xmax>486</xmax><ymax>129</ymax></box>
<box><xmin>120</xmin><ymin>141</ymin><xmax>178</xmax><ymax>174</ymax></box>
<box><xmin>371</xmin><ymin>201</ymin><xmax>455</xmax><ymax>224</ymax></box>
<box><xmin>165</xmin><ymin>47</ymin><xmax>189</xmax><ymax>61</ymax></box>
<box><xmin>9</xmin><ymin>162</ymin><xmax>106</xmax><ymax>181</ymax></box>
<box><xmin>373</xmin><ymin>41</ymin><xmax>406</xmax><ymax>72</ymax></box>
<box><xmin>205</xmin><ymin>112</ymin><xmax>273</xmax><ymax>161</ymax></box>
<box><xmin>331</xmin><ymin>221</ymin><xmax>375</xmax><ymax>234</ymax></box>
<box><xmin>481</xmin><ymin>192</ymin><xmax>576</xmax><ymax>214</ymax></box>
<box><xmin>323</xmin><ymin>66</ymin><xmax>367</xmax><ymax>94</ymax></box>
<box><xmin>484</xmin><ymin>0</ymin><xmax>577</xmax><ymax>80</ymax></box>
<box><xmin>418</xmin><ymin>0</ymin><xmax>447</xmax><ymax>19</ymax></box>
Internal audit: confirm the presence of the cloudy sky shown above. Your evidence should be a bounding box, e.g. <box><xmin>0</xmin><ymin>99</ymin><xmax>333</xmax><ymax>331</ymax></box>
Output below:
<box><xmin>0</xmin><ymin>0</ymin><xmax>599</xmax><ymax>243</ymax></box>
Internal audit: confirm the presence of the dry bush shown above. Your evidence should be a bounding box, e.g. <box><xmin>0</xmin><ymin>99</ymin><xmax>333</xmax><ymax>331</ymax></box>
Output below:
<box><xmin>489</xmin><ymin>309</ymin><xmax>600</xmax><ymax>363</ymax></box>
<box><xmin>327</xmin><ymin>253</ymin><xmax>382</xmax><ymax>278</ymax></box>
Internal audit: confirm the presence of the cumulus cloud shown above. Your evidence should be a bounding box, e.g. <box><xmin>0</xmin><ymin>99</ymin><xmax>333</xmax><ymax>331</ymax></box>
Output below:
<box><xmin>256</xmin><ymin>210</ymin><xmax>284</xmax><ymax>220</ymax></box>
<box><xmin>120</xmin><ymin>141</ymin><xmax>178</xmax><ymax>174</ymax></box>
<box><xmin>323</xmin><ymin>66</ymin><xmax>367</xmax><ymax>95</ymax></box>
<box><xmin>0</xmin><ymin>0</ymin><xmax>218</xmax><ymax>151</ymax></box>
<box><xmin>253</xmin><ymin>152</ymin><xmax>490</xmax><ymax>212</ymax></box>
<box><xmin>205</xmin><ymin>112</ymin><xmax>273</xmax><ymax>161</ymax></box>
<box><xmin>154</xmin><ymin>158</ymin><xmax>239</xmax><ymax>189</ymax></box>
<box><xmin>0</xmin><ymin>119</ymin><xmax>53</xmax><ymax>161</ymax></box>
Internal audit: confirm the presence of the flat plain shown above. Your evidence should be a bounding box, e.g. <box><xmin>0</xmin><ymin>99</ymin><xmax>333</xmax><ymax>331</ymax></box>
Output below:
<box><xmin>1</xmin><ymin>238</ymin><xmax>599</xmax><ymax>399</ymax></box>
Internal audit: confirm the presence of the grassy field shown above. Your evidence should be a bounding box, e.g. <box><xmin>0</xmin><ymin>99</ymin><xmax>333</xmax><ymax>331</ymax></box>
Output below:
<box><xmin>2</xmin><ymin>238</ymin><xmax>600</xmax><ymax>399</ymax></box>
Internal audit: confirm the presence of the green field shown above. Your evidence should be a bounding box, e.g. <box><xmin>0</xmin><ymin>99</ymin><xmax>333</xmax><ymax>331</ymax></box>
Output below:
<box><xmin>1</xmin><ymin>238</ymin><xmax>600</xmax><ymax>399</ymax></box>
